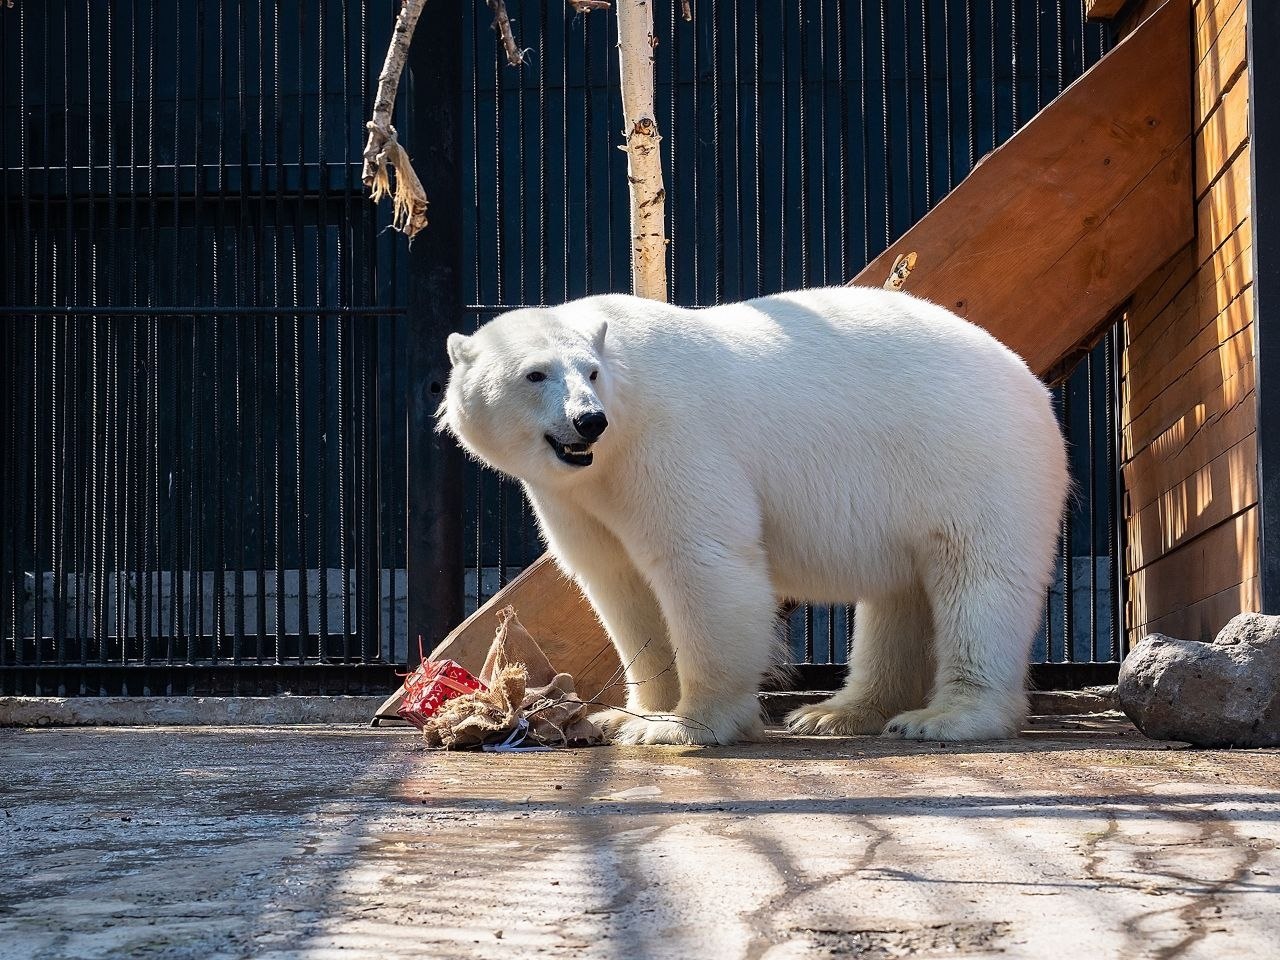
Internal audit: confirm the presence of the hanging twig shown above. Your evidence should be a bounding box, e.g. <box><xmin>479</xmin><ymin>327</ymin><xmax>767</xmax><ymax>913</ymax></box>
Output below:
<box><xmin>487</xmin><ymin>0</ymin><xmax>528</xmax><ymax>67</ymax></box>
<box><xmin>361</xmin><ymin>0</ymin><xmax>431</xmax><ymax>239</ymax></box>
<box><xmin>680</xmin><ymin>0</ymin><xmax>692</xmax><ymax>22</ymax></box>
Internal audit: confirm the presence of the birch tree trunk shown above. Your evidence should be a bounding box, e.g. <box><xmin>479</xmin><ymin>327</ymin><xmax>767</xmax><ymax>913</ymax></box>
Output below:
<box><xmin>615</xmin><ymin>0</ymin><xmax>668</xmax><ymax>302</ymax></box>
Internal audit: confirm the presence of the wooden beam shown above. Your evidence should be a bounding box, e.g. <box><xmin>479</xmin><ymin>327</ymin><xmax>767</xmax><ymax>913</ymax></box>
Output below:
<box><xmin>1085</xmin><ymin>0</ymin><xmax>1130</xmax><ymax>21</ymax></box>
<box><xmin>851</xmin><ymin>0</ymin><xmax>1193</xmax><ymax>381</ymax></box>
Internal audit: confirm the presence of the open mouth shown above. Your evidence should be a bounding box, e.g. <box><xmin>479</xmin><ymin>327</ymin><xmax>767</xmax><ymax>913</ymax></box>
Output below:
<box><xmin>545</xmin><ymin>434</ymin><xmax>594</xmax><ymax>467</ymax></box>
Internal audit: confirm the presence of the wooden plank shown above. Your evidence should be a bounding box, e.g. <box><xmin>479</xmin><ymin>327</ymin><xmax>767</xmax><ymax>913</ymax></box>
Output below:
<box><xmin>1085</xmin><ymin>0</ymin><xmax>1129</xmax><ymax>19</ymax></box>
<box><xmin>849</xmin><ymin>0</ymin><xmax>1193</xmax><ymax>379</ymax></box>
<box><xmin>1130</xmin><ymin>575</ymin><xmax>1259</xmax><ymax>645</ymax></box>
<box><xmin>1124</xmin><ymin>317</ymin><xmax>1253</xmax><ymax>455</ymax></box>
<box><xmin>1127</xmin><ymin>431</ymin><xmax>1257</xmax><ymax>569</ymax></box>
<box><xmin>1126</xmin><ymin>278</ymin><xmax>1253</xmax><ymax>416</ymax></box>
<box><xmin>1122</xmin><ymin>244</ymin><xmax>1196</xmax><ymax>345</ymax></box>
<box><xmin>1196</xmin><ymin>0</ymin><xmax>1243</xmax><ymax>47</ymax></box>
<box><xmin>1128</xmin><ymin>505</ymin><xmax>1258</xmax><ymax>633</ymax></box>
<box><xmin>1195</xmin><ymin>66</ymin><xmax>1249</xmax><ymax>198</ymax></box>
<box><xmin>1125</xmin><ymin>217</ymin><xmax>1251</xmax><ymax>380</ymax></box>
<box><xmin>1197</xmin><ymin>143</ymin><xmax>1253</xmax><ymax>265</ymax></box>
<box><xmin>1196</xmin><ymin>0</ymin><xmax>1247</xmax><ymax>125</ymax></box>
<box><xmin>1124</xmin><ymin>381</ymin><xmax>1255</xmax><ymax>510</ymax></box>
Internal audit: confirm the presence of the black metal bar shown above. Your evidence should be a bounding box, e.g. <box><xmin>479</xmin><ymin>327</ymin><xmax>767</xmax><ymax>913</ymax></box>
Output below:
<box><xmin>1250</xmin><ymin>0</ymin><xmax>1280</xmax><ymax>615</ymax></box>
<box><xmin>404</xmin><ymin>0</ymin><xmax>466</xmax><ymax>650</ymax></box>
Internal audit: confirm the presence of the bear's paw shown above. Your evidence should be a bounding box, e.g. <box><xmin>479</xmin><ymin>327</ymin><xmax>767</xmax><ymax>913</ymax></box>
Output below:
<box><xmin>609</xmin><ymin>714</ymin><xmax>723</xmax><ymax>746</ymax></box>
<box><xmin>785</xmin><ymin>701</ymin><xmax>888</xmax><ymax>737</ymax></box>
<box><xmin>883</xmin><ymin>703</ymin><xmax>1018</xmax><ymax>741</ymax></box>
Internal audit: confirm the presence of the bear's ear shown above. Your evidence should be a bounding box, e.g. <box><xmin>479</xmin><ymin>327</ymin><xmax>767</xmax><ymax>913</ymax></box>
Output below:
<box><xmin>590</xmin><ymin>320</ymin><xmax>608</xmax><ymax>354</ymax></box>
<box><xmin>446</xmin><ymin>332</ymin><xmax>473</xmax><ymax>367</ymax></box>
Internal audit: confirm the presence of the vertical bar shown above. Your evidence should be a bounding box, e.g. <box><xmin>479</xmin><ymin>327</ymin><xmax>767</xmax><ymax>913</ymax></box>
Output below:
<box><xmin>232</xmin><ymin>0</ymin><xmax>247</xmax><ymax>663</ymax></box>
<box><xmin>1087</xmin><ymin>349</ymin><xmax>1098</xmax><ymax>663</ymax></box>
<box><xmin>405</xmin><ymin>0</ymin><xmax>466</xmax><ymax>648</ymax></box>
<box><xmin>1110</xmin><ymin>326</ymin><xmax>1125</xmax><ymax>659</ymax></box>
<box><xmin>294</xmin><ymin>5</ymin><xmax>309</xmax><ymax>664</ymax></box>
<box><xmin>1249</xmin><ymin>0</ymin><xmax>1280</xmax><ymax>615</ymax></box>
<box><xmin>316</xmin><ymin>0</ymin><xmax>331</xmax><ymax>660</ymax></box>
<box><xmin>1061</xmin><ymin>382</ymin><xmax>1073</xmax><ymax>662</ymax></box>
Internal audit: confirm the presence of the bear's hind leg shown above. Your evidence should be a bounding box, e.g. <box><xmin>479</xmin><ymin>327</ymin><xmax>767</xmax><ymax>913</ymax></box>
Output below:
<box><xmin>787</xmin><ymin>585</ymin><xmax>932</xmax><ymax>736</ymax></box>
<box><xmin>885</xmin><ymin>535</ymin><xmax>1036</xmax><ymax>741</ymax></box>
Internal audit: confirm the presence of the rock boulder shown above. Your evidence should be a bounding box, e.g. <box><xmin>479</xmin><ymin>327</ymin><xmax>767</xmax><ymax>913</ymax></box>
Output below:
<box><xmin>1117</xmin><ymin>612</ymin><xmax>1280</xmax><ymax>747</ymax></box>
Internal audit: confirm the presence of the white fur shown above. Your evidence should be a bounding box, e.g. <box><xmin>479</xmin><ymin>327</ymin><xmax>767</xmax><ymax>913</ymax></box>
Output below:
<box><xmin>438</xmin><ymin>288</ymin><xmax>1069</xmax><ymax>745</ymax></box>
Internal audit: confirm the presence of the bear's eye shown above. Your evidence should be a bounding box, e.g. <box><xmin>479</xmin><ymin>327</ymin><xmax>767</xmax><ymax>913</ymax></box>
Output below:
<box><xmin>526</xmin><ymin>371</ymin><xmax>546</xmax><ymax>383</ymax></box>
<box><xmin>589</xmin><ymin>370</ymin><xmax>598</xmax><ymax>382</ymax></box>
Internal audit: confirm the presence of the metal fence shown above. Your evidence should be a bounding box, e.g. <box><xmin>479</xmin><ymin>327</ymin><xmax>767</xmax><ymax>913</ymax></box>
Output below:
<box><xmin>458</xmin><ymin>0</ymin><xmax>1120</xmax><ymax>688</ymax></box>
<box><xmin>0</xmin><ymin>0</ymin><xmax>413</xmax><ymax>694</ymax></box>
<box><xmin>1</xmin><ymin>0</ymin><xmax>1119</xmax><ymax>696</ymax></box>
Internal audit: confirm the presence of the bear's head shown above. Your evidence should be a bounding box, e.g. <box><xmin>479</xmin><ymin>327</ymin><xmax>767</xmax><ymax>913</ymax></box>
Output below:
<box><xmin>436</xmin><ymin>308</ymin><xmax>613</xmax><ymax>484</ymax></box>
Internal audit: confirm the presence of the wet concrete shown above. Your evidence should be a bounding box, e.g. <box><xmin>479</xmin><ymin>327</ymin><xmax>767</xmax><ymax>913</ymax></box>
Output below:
<box><xmin>1</xmin><ymin>716</ymin><xmax>1277</xmax><ymax>959</ymax></box>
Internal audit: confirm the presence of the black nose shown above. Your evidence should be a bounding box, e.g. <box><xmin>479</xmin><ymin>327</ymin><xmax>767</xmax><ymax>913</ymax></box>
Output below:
<box><xmin>573</xmin><ymin>411</ymin><xmax>608</xmax><ymax>442</ymax></box>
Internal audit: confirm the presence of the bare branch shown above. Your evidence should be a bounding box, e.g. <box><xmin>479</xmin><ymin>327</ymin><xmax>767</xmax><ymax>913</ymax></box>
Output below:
<box><xmin>361</xmin><ymin>0</ymin><xmax>430</xmax><ymax>239</ymax></box>
<box><xmin>487</xmin><ymin>0</ymin><xmax>528</xmax><ymax>67</ymax></box>
<box><xmin>567</xmin><ymin>0</ymin><xmax>611</xmax><ymax>11</ymax></box>
<box><xmin>680</xmin><ymin>0</ymin><xmax>692</xmax><ymax>22</ymax></box>
<box><xmin>616</xmin><ymin>0</ymin><xmax>669</xmax><ymax>301</ymax></box>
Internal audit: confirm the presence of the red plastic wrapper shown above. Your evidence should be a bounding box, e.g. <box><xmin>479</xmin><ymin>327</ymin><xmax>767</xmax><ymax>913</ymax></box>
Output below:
<box><xmin>397</xmin><ymin>658</ymin><xmax>487</xmax><ymax>729</ymax></box>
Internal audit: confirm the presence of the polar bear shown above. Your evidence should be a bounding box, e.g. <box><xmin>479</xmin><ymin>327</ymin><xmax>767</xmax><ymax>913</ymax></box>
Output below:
<box><xmin>437</xmin><ymin>287</ymin><xmax>1069</xmax><ymax>745</ymax></box>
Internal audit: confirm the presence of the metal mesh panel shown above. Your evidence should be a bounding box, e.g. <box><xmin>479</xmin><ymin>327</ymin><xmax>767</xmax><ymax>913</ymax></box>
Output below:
<box><xmin>0</xmin><ymin>0</ymin><xmax>411</xmax><ymax>694</ymax></box>
<box><xmin>1</xmin><ymin>1</ymin><xmax>1121</xmax><ymax>695</ymax></box>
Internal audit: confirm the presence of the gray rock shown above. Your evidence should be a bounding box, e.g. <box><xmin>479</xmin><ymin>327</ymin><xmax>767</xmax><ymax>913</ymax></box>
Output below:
<box><xmin>1118</xmin><ymin>613</ymin><xmax>1280</xmax><ymax>747</ymax></box>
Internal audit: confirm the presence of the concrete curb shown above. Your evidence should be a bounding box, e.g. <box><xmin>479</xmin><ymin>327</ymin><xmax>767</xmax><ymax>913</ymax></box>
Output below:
<box><xmin>760</xmin><ymin>686</ymin><xmax>1119</xmax><ymax>723</ymax></box>
<box><xmin>0</xmin><ymin>686</ymin><xmax>1120</xmax><ymax>728</ymax></box>
<box><xmin>0</xmin><ymin>696</ymin><xmax>388</xmax><ymax>728</ymax></box>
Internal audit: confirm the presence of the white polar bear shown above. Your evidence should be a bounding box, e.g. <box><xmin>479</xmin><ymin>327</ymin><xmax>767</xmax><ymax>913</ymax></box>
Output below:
<box><xmin>438</xmin><ymin>287</ymin><xmax>1069</xmax><ymax>746</ymax></box>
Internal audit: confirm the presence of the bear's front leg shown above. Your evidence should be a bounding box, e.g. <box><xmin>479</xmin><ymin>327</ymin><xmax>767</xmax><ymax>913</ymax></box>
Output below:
<box><xmin>611</xmin><ymin>542</ymin><xmax>776</xmax><ymax>746</ymax></box>
<box><xmin>526</xmin><ymin>491</ymin><xmax>680</xmax><ymax>723</ymax></box>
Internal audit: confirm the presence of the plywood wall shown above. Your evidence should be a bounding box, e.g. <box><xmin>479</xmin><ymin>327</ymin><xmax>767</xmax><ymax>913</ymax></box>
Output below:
<box><xmin>1120</xmin><ymin>0</ymin><xmax>1257</xmax><ymax>645</ymax></box>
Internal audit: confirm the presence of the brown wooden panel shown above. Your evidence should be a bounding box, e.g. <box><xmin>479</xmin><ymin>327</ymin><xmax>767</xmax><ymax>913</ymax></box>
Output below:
<box><xmin>1125</xmin><ymin>318</ymin><xmax>1253</xmax><ymax>454</ymax></box>
<box><xmin>1131</xmin><ymin>575</ymin><xmax>1259</xmax><ymax>645</ymax></box>
<box><xmin>1124</xmin><ymin>381</ymin><xmax>1255</xmax><ymax>510</ymax></box>
<box><xmin>1195</xmin><ymin>67</ymin><xmax>1249</xmax><ymax>197</ymax></box>
<box><xmin>427</xmin><ymin>554</ymin><xmax>623</xmax><ymax>705</ymax></box>
<box><xmin>1126</xmin><ymin>282</ymin><xmax>1253</xmax><ymax>417</ymax></box>
<box><xmin>1196</xmin><ymin>0</ymin><xmax>1247</xmax><ymax>125</ymax></box>
<box><xmin>1122</xmin><ymin>244</ymin><xmax>1197</xmax><ymax>345</ymax></box>
<box><xmin>1086</xmin><ymin>0</ymin><xmax>1128</xmax><ymax>19</ymax></box>
<box><xmin>1128</xmin><ymin>505</ymin><xmax>1258</xmax><ymax>632</ymax></box>
<box><xmin>1196</xmin><ymin>0</ymin><xmax>1242</xmax><ymax>42</ymax></box>
<box><xmin>848</xmin><ymin>0</ymin><xmax>1193</xmax><ymax>379</ymax></box>
<box><xmin>1197</xmin><ymin>143</ymin><xmax>1253</xmax><ymax>265</ymax></box>
<box><xmin>1127</xmin><ymin>431</ymin><xmax>1257</xmax><ymax>569</ymax></box>
<box><xmin>1125</xmin><ymin>218</ymin><xmax>1251</xmax><ymax>380</ymax></box>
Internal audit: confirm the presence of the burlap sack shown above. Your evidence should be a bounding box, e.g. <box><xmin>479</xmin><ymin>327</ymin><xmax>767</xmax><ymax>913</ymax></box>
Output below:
<box><xmin>421</xmin><ymin>606</ymin><xmax>604</xmax><ymax>749</ymax></box>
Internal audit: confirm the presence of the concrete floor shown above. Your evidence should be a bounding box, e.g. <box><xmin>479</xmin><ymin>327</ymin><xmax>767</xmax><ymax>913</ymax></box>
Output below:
<box><xmin>1</xmin><ymin>717</ymin><xmax>1277</xmax><ymax>960</ymax></box>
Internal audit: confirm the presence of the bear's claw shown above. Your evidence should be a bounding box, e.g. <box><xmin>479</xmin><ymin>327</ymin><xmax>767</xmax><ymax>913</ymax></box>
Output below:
<box><xmin>883</xmin><ymin>703</ymin><xmax>1017</xmax><ymax>741</ymax></box>
<box><xmin>611</xmin><ymin>715</ymin><xmax>723</xmax><ymax>746</ymax></box>
<box><xmin>785</xmin><ymin>701</ymin><xmax>888</xmax><ymax>737</ymax></box>
<box><xmin>588</xmin><ymin>707</ymin><xmax>635</xmax><ymax>738</ymax></box>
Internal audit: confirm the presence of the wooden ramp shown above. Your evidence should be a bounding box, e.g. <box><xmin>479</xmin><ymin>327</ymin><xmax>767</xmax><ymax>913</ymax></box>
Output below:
<box><xmin>858</xmin><ymin>0</ymin><xmax>1192</xmax><ymax>380</ymax></box>
<box><xmin>378</xmin><ymin>0</ymin><xmax>1193</xmax><ymax>719</ymax></box>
